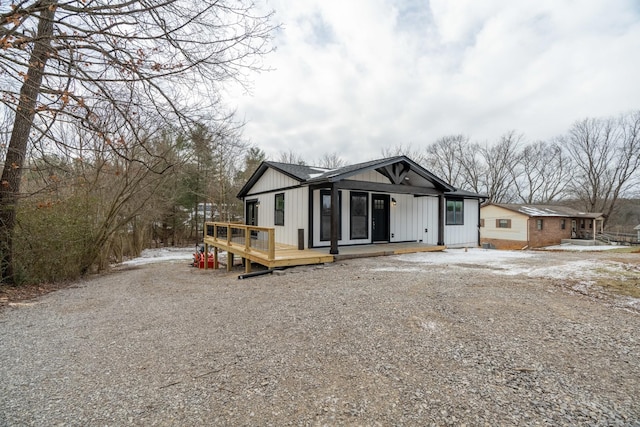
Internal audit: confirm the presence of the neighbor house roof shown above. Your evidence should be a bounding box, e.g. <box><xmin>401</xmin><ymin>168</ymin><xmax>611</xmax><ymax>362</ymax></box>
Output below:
<box><xmin>489</xmin><ymin>203</ymin><xmax>604</xmax><ymax>219</ymax></box>
<box><xmin>237</xmin><ymin>155</ymin><xmax>485</xmax><ymax>199</ymax></box>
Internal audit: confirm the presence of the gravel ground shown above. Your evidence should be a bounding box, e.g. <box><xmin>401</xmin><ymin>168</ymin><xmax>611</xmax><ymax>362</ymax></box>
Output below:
<box><xmin>1</xmin><ymin>249</ymin><xmax>639</xmax><ymax>426</ymax></box>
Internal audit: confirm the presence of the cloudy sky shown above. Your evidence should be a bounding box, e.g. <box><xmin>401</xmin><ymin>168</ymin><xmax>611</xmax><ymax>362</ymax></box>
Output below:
<box><xmin>227</xmin><ymin>0</ymin><xmax>640</xmax><ymax>164</ymax></box>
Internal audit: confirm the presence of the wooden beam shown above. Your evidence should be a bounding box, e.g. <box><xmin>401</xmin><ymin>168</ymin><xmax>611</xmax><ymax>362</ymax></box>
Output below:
<box><xmin>335</xmin><ymin>179</ymin><xmax>440</xmax><ymax>196</ymax></box>
<box><xmin>438</xmin><ymin>195</ymin><xmax>445</xmax><ymax>246</ymax></box>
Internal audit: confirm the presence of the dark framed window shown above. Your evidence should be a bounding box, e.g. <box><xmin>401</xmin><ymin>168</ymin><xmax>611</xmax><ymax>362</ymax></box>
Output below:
<box><xmin>274</xmin><ymin>193</ymin><xmax>284</xmax><ymax>226</ymax></box>
<box><xmin>350</xmin><ymin>192</ymin><xmax>368</xmax><ymax>239</ymax></box>
<box><xmin>320</xmin><ymin>190</ymin><xmax>341</xmax><ymax>241</ymax></box>
<box><xmin>497</xmin><ymin>219</ymin><xmax>511</xmax><ymax>228</ymax></box>
<box><xmin>536</xmin><ymin>219</ymin><xmax>543</xmax><ymax>230</ymax></box>
<box><xmin>480</xmin><ymin>219</ymin><xmax>485</xmax><ymax>227</ymax></box>
<box><xmin>560</xmin><ymin>219</ymin><xmax>566</xmax><ymax>230</ymax></box>
<box><xmin>446</xmin><ymin>199</ymin><xmax>464</xmax><ymax>225</ymax></box>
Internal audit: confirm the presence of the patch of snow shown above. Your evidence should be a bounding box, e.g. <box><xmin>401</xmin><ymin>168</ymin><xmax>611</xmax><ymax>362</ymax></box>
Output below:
<box><xmin>397</xmin><ymin>248</ymin><xmax>535</xmax><ymax>265</ymax></box>
<box><xmin>121</xmin><ymin>247</ymin><xmax>195</xmax><ymax>266</ymax></box>
<box><xmin>542</xmin><ymin>244</ymin><xmax>621</xmax><ymax>251</ymax></box>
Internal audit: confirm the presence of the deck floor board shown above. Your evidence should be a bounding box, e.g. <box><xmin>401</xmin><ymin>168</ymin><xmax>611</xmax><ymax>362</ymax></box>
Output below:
<box><xmin>203</xmin><ymin>237</ymin><xmax>445</xmax><ymax>270</ymax></box>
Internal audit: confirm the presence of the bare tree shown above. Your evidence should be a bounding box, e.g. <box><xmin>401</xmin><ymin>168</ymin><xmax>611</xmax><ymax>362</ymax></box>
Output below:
<box><xmin>452</xmin><ymin>140</ymin><xmax>483</xmax><ymax>195</ymax></box>
<box><xmin>424</xmin><ymin>135</ymin><xmax>468</xmax><ymax>189</ymax></box>
<box><xmin>478</xmin><ymin>131</ymin><xmax>523</xmax><ymax>203</ymax></box>
<box><xmin>317</xmin><ymin>152</ymin><xmax>345</xmax><ymax>169</ymax></box>
<box><xmin>0</xmin><ymin>0</ymin><xmax>276</xmax><ymax>282</ymax></box>
<box><xmin>513</xmin><ymin>140</ymin><xmax>571</xmax><ymax>203</ymax></box>
<box><xmin>380</xmin><ymin>143</ymin><xmax>427</xmax><ymax>165</ymax></box>
<box><xmin>563</xmin><ymin>112</ymin><xmax>640</xmax><ymax>224</ymax></box>
<box><xmin>278</xmin><ymin>150</ymin><xmax>306</xmax><ymax>165</ymax></box>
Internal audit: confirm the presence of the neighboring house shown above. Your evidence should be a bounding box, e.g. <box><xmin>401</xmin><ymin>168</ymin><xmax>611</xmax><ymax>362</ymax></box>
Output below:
<box><xmin>480</xmin><ymin>203</ymin><xmax>605</xmax><ymax>249</ymax></box>
<box><xmin>236</xmin><ymin>156</ymin><xmax>485</xmax><ymax>253</ymax></box>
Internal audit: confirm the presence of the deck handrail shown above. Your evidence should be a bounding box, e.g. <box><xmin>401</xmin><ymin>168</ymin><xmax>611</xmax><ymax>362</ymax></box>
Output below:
<box><xmin>205</xmin><ymin>222</ymin><xmax>275</xmax><ymax>260</ymax></box>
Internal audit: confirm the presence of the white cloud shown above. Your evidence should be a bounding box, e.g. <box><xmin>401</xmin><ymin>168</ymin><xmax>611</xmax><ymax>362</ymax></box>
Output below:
<box><xmin>228</xmin><ymin>0</ymin><xmax>640</xmax><ymax>164</ymax></box>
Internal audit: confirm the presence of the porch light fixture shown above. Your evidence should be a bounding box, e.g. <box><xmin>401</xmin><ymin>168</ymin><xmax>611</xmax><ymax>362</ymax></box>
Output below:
<box><xmin>392</xmin><ymin>198</ymin><xmax>397</xmax><ymax>206</ymax></box>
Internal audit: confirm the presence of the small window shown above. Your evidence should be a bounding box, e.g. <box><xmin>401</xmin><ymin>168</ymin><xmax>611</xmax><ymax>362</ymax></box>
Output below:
<box><xmin>446</xmin><ymin>199</ymin><xmax>464</xmax><ymax>225</ymax></box>
<box><xmin>560</xmin><ymin>219</ymin><xmax>566</xmax><ymax>230</ymax></box>
<box><xmin>480</xmin><ymin>219</ymin><xmax>485</xmax><ymax>228</ymax></box>
<box><xmin>536</xmin><ymin>219</ymin><xmax>543</xmax><ymax>230</ymax></box>
<box><xmin>580</xmin><ymin>219</ymin><xmax>585</xmax><ymax>229</ymax></box>
<box><xmin>274</xmin><ymin>193</ymin><xmax>284</xmax><ymax>226</ymax></box>
<box><xmin>496</xmin><ymin>219</ymin><xmax>511</xmax><ymax>228</ymax></box>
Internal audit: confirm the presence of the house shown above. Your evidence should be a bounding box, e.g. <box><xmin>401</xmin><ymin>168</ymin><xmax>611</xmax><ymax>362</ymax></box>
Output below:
<box><xmin>236</xmin><ymin>156</ymin><xmax>485</xmax><ymax>253</ymax></box>
<box><xmin>480</xmin><ymin>203</ymin><xmax>605</xmax><ymax>249</ymax></box>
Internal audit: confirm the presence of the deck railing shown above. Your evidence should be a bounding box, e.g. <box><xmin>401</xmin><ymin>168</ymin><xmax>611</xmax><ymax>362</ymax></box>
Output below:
<box><xmin>204</xmin><ymin>222</ymin><xmax>275</xmax><ymax>260</ymax></box>
<box><xmin>597</xmin><ymin>231</ymin><xmax>640</xmax><ymax>246</ymax></box>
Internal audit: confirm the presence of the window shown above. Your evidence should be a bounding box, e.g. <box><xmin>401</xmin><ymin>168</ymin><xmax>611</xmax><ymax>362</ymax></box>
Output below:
<box><xmin>274</xmin><ymin>193</ymin><xmax>284</xmax><ymax>226</ymax></box>
<box><xmin>320</xmin><ymin>190</ymin><xmax>341</xmax><ymax>241</ymax></box>
<box><xmin>480</xmin><ymin>219</ymin><xmax>485</xmax><ymax>227</ymax></box>
<box><xmin>560</xmin><ymin>219</ymin><xmax>566</xmax><ymax>230</ymax></box>
<box><xmin>536</xmin><ymin>219</ymin><xmax>543</xmax><ymax>230</ymax></box>
<box><xmin>446</xmin><ymin>199</ymin><xmax>464</xmax><ymax>225</ymax></box>
<box><xmin>496</xmin><ymin>219</ymin><xmax>511</xmax><ymax>228</ymax></box>
<box><xmin>350</xmin><ymin>192</ymin><xmax>369</xmax><ymax>239</ymax></box>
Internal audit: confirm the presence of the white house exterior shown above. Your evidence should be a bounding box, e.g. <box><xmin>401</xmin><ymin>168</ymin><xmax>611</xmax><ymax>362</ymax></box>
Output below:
<box><xmin>237</xmin><ymin>156</ymin><xmax>485</xmax><ymax>252</ymax></box>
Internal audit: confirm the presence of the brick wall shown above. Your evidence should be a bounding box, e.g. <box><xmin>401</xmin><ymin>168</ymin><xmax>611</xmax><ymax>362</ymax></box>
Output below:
<box><xmin>480</xmin><ymin>238</ymin><xmax>529</xmax><ymax>250</ymax></box>
<box><xmin>528</xmin><ymin>218</ymin><xmax>572</xmax><ymax>248</ymax></box>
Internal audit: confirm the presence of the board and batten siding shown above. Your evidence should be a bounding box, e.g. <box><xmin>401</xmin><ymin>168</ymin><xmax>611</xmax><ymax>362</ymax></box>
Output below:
<box><xmin>246</xmin><ymin>168</ymin><xmax>300</xmax><ymax>195</ymax></box>
<box><xmin>444</xmin><ymin>198</ymin><xmax>480</xmax><ymax>248</ymax></box>
<box><xmin>388</xmin><ymin>194</ymin><xmax>438</xmax><ymax>244</ymax></box>
<box><xmin>247</xmin><ymin>187</ymin><xmax>309</xmax><ymax>248</ymax></box>
<box><xmin>480</xmin><ymin>204</ymin><xmax>528</xmax><ymax>242</ymax></box>
<box><xmin>349</xmin><ymin>170</ymin><xmax>392</xmax><ymax>183</ymax></box>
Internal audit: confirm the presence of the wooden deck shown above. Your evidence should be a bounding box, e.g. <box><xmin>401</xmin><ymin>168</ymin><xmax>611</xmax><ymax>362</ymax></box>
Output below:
<box><xmin>203</xmin><ymin>223</ymin><xmax>446</xmax><ymax>273</ymax></box>
<box><xmin>203</xmin><ymin>222</ymin><xmax>333</xmax><ymax>272</ymax></box>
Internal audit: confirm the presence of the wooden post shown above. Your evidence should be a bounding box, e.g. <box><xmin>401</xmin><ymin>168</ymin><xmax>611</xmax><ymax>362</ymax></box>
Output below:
<box><xmin>214</xmin><ymin>246</ymin><xmax>218</xmax><ymax>269</ymax></box>
<box><xmin>227</xmin><ymin>224</ymin><xmax>231</xmax><ymax>246</ymax></box>
<box><xmin>437</xmin><ymin>194</ymin><xmax>445</xmax><ymax>246</ymax></box>
<box><xmin>227</xmin><ymin>252</ymin><xmax>234</xmax><ymax>272</ymax></box>
<box><xmin>204</xmin><ymin>243</ymin><xmax>209</xmax><ymax>270</ymax></box>
<box><xmin>245</xmin><ymin>225</ymin><xmax>250</xmax><ymax>251</ymax></box>
<box><xmin>330</xmin><ymin>184</ymin><xmax>339</xmax><ymax>255</ymax></box>
<box><xmin>268</xmin><ymin>228</ymin><xmax>275</xmax><ymax>260</ymax></box>
<box><xmin>245</xmin><ymin>258</ymin><xmax>252</xmax><ymax>273</ymax></box>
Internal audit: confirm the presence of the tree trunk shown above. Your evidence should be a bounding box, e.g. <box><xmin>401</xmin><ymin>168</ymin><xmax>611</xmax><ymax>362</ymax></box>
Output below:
<box><xmin>0</xmin><ymin>2</ymin><xmax>57</xmax><ymax>283</ymax></box>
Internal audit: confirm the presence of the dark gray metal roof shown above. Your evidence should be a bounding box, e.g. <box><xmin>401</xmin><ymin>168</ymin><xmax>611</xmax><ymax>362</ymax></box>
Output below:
<box><xmin>237</xmin><ymin>155</ymin><xmax>485</xmax><ymax>199</ymax></box>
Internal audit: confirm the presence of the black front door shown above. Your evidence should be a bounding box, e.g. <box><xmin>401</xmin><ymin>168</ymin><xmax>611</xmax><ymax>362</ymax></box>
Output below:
<box><xmin>246</xmin><ymin>200</ymin><xmax>258</xmax><ymax>226</ymax></box>
<box><xmin>372</xmin><ymin>194</ymin><xmax>390</xmax><ymax>242</ymax></box>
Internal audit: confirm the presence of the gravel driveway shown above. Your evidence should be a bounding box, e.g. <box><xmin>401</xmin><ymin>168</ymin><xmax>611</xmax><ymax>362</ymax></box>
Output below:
<box><xmin>1</xmin><ymin>249</ymin><xmax>639</xmax><ymax>426</ymax></box>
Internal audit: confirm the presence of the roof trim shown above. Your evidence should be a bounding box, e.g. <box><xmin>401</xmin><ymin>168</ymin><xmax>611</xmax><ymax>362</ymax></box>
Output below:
<box><xmin>237</xmin><ymin>161</ymin><xmax>306</xmax><ymax>199</ymax></box>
